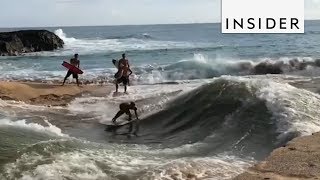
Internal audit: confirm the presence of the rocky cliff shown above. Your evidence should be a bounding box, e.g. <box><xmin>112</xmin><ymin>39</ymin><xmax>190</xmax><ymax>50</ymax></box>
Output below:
<box><xmin>0</xmin><ymin>30</ymin><xmax>64</xmax><ymax>56</ymax></box>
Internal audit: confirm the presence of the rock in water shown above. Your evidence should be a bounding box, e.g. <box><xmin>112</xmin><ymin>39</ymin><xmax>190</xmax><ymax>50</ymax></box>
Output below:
<box><xmin>0</xmin><ymin>30</ymin><xmax>64</xmax><ymax>56</ymax></box>
<box><xmin>253</xmin><ymin>61</ymin><xmax>283</xmax><ymax>75</ymax></box>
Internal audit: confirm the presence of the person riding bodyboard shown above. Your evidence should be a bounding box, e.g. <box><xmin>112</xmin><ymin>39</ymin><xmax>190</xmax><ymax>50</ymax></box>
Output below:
<box><xmin>112</xmin><ymin>102</ymin><xmax>139</xmax><ymax>124</ymax></box>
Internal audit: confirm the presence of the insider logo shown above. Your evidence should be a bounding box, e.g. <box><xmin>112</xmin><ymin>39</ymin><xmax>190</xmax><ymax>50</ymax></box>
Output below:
<box><xmin>221</xmin><ymin>0</ymin><xmax>304</xmax><ymax>33</ymax></box>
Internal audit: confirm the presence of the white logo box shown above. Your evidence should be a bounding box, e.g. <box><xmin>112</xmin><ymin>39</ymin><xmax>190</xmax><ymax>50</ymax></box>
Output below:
<box><xmin>221</xmin><ymin>0</ymin><xmax>304</xmax><ymax>33</ymax></box>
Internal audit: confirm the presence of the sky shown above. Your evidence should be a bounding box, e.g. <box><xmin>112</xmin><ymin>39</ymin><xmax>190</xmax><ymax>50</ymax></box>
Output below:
<box><xmin>0</xmin><ymin>0</ymin><xmax>320</xmax><ymax>27</ymax></box>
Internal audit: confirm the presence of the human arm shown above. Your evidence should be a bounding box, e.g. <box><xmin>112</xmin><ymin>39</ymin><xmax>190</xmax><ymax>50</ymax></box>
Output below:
<box><xmin>127</xmin><ymin>60</ymin><xmax>133</xmax><ymax>76</ymax></box>
<box><xmin>128</xmin><ymin>68</ymin><xmax>133</xmax><ymax>76</ymax></box>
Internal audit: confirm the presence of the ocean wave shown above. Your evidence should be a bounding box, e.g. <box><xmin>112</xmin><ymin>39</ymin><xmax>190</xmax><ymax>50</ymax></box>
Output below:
<box><xmin>129</xmin><ymin>77</ymin><xmax>320</xmax><ymax>158</ymax></box>
<box><xmin>46</xmin><ymin>29</ymin><xmax>208</xmax><ymax>56</ymax></box>
<box><xmin>306</xmin><ymin>30</ymin><xmax>320</xmax><ymax>35</ymax></box>
<box><xmin>1</xmin><ymin>138</ymin><xmax>253</xmax><ymax>180</ymax></box>
<box><xmin>0</xmin><ymin>53</ymin><xmax>320</xmax><ymax>84</ymax></box>
<box><xmin>4</xmin><ymin>76</ymin><xmax>318</xmax><ymax>179</ymax></box>
<box><xmin>132</xmin><ymin>55</ymin><xmax>320</xmax><ymax>84</ymax></box>
<box><xmin>2</xmin><ymin>77</ymin><xmax>320</xmax><ymax>179</ymax></box>
<box><xmin>0</xmin><ymin>118</ymin><xmax>67</xmax><ymax>137</ymax></box>
<box><xmin>105</xmin><ymin>33</ymin><xmax>154</xmax><ymax>40</ymax></box>
<box><xmin>67</xmin><ymin>82</ymin><xmax>200</xmax><ymax>124</ymax></box>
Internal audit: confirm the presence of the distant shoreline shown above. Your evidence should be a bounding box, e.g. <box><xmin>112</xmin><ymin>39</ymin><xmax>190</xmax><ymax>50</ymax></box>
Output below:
<box><xmin>1</xmin><ymin>19</ymin><xmax>319</xmax><ymax>29</ymax></box>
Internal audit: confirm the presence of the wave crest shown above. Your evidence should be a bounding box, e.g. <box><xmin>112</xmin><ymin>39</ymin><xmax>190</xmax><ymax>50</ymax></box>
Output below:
<box><xmin>132</xmin><ymin>77</ymin><xmax>320</xmax><ymax>158</ymax></box>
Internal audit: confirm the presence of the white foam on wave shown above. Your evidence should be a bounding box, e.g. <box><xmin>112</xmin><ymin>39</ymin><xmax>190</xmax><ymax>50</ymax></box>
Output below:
<box><xmin>47</xmin><ymin>29</ymin><xmax>206</xmax><ymax>57</ymax></box>
<box><xmin>257</xmin><ymin>81</ymin><xmax>320</xmax><ymax>136</ymax></box>
<box><xmin>0</xmin><ymin>48</ymin><xmax>317</xmax><ymax>85</ymax></box>
<box><xmin>223</xmin><ymin>76</ymin><xmax>320</xmax><ymax>140</ymax></box>
<box><xmin>0</xmin><ymin>118</ymin><xmax>67</xmax><ymax>137</ymax></box>
<box><xmin>0</xmin><ymin>98</ymin><xmax>64</xmax><ymax>112</ymax></box>
<box><xmin>20</xmin><ymin>153</ymin><xmax>110</xmax><ymax>180</ymax></box>
<box><xmin>67</xmin><ymin>97</ymin><xmax>115</xmax><ymax>121</ymax></box>
<box><xmin>0</xmin><ymin>100</ymin><xmax>66</xmax><ymax>125</ymax></box>
<box><xmin>3</xmin><ymin>142</ymin><xmax>253</xmax><ymax>180</ymax></box>
<box><xmin>193</xmin><ymin>53</ymin><xmax>209</xmax><ymax>64</ymax></box>
<box><xmin>67</xmin><ymin>82</ymin><xmax>202</xmax><ymax>124</ymax></box>
<box><xmin>130</xmin><ymin>53</ymin><xmax>213</xmax><ymax>84</ymax></box>
<box><xmin>54</xmin><ymin>29</ymin><xmax>76</xmax><ymax>42</ymax></box>
<box><xmin>0</xmin><ymin>70</ymin><xmax>65</xmax><ymax>82</ymax></box>
<box><xmin>0</xmin><ymin>59</ymin><xmax>67</xmax><ymax>82</ymax></box>
<box><xmin>288</xmin><ymin>65</ymin><xmax>320</xmax><ymax>77</ymax></box>
<box><xmin>141</xmin><ymin>155</ymin><xmax>254</xmax><ymax>180</ymax></box>
<box><xmin>105</xmin><ymin>82</ymin><xmax>201</xmax><ymax>102</ymax></box>
<box><xmin>134</xmin><ymin>53</ymin><xmax>285</xmax><ymax>84</ymax></box>
<box><xmin>0</xmin><ymin>52</ymin><xmax>220</xmax><ymax>84</ymax></box>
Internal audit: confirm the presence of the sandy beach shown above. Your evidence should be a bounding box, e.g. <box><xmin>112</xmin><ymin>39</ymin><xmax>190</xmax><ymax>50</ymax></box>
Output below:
<box><xmin>0</xmin><ymin>81</ymin><xmax>111</xmax><ymax>106</ymax></box>
<box><xmin>234</xmin><ymin>132</ymin><xmax>320</xmax><ymax>180</ymax></box>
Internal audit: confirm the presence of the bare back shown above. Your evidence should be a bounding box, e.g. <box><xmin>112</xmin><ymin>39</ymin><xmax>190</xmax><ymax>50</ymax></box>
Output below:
<box><xmin>119</xmin><ymin>58</ymin><xmax>130</xmax><ymax>76</ymax></box>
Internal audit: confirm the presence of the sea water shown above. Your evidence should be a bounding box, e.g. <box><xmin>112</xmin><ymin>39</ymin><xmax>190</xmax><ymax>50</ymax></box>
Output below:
<box><xmin>0</xmin><ymin>21</ymin><xmax>320</xmax><ymax>179</ymax></box>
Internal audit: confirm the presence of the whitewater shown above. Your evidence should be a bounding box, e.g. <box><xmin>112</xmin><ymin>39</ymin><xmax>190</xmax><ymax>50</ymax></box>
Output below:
<box><xmin>0</xmin><ymin>22</ymin><xmax>320</xmax><ymax>179</ymax></box>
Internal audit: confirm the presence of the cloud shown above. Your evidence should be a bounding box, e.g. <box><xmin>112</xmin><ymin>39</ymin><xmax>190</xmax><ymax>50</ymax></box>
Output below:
<box><xmin>0</xmin><ymin>0</ymin><xmax>319</xmax><ymax>27</ymax></box>
<box><xmin>305</xmin><ymin>0</ymin><xmax>320</xmax><ymax>19</ymax></box>
<box><xmin>312</xmin><ymin>0</ymin><xmax>320</xmax><ymax>4</ymax></box>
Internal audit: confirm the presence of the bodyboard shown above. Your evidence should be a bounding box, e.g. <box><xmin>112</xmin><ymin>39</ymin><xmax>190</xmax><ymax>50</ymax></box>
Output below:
<box><xmin>105</xmin><ymin>119</ymin><xmax>139</xmax><ymax>131</ymax></box>
<box><xmin>112</xmin><ymin>59</ymin><xmax>123</xmax><ymax>79</ymax></box>
<box><xmin>112</xmin><ymin>59</ymin><xmax>119</xmax><ymax>69</ymax></box>
<box><xmin>62</xmin><ymin>61</ymin><xmax>83</xmax><ymax>74</ymax></box>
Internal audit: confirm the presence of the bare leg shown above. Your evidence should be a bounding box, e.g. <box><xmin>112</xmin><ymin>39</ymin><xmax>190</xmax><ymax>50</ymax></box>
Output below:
<box><xmin>128</xmin><ymin>112</ymin><xmax>132</xmax><ymax>121</ymax></box>
<box><xmin>112</xmin><ymin>111</ymin><xmax>124</xmax><ymax>123</ymax></box>
<box><xmin>76</xmin><ymin>78</ymin><xmax>80</xmax><ymax>86</ymax></box>
<box><xmin>132</xmin><ymin>120</ymin><xmax>140</xmax><ymax>136</ymax></box>
<box><xmin>124</xmin><ymin>77</ymin><xmax>129</xmax><ymax>93</ymax></box>
<box><xmin>62</xmin><ymin>76</ymin><xmax>67</xmax><ymax>86</ymax></box>
<box><xmin>115</xmin><ymin>83</ymin><xmax>119</xmax><ymax>93</ymax></box>
<box><xmin>62</xmin><ymin>71</ymin><xmax>71</xmax><ymax>86</ymax></box>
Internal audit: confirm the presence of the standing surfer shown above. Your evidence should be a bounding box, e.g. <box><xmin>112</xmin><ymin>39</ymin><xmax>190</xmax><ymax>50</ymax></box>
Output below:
<box><xmin>62</xmin><ymin>53</ymin><xmax>80</xmax><ymax>86</ymax></box>
<box><xmin>114</xmin><ymin>53</ymin><xmax>133</xmax><ymax>93</ymax></box>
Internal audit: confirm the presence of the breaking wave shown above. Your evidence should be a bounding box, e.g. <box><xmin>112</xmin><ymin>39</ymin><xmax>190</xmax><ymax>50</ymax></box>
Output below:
<box><xmin>125</xmin><ymin>77</ymin><xmax>320</xmax><ymax>159</ymax></box>
<box><xmin>51</xmin><ymin>29</ymin><xmax>205</xmax><ymax>56</ymax></box>
<box><xmin>1</xmin><ymin>77</ymin><xmax>320</xmax><ymax>179</ymax></box>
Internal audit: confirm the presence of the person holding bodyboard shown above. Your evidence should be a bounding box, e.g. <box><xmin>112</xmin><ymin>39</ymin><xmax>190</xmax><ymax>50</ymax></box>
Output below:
<box><xmin>113</xmin><ymin>53</ymin><xmax>133</xmax><ymax>93</ymax></box>
<box><xmin>62</xmin><ymin>54</ymin><xmax>81</xmax><ymax>86</ymax></box>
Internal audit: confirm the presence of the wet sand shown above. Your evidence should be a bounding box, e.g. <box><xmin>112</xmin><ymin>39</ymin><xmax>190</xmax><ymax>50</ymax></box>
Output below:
<box><xmin>234</xmin><ymin>132</ymin><xmax>320</xmax><ymax>180</ymax></box>
<box><xmin>0</xmin><ymin>81</ymin><xmax>112</xmax><ymax>106</ymax></box>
